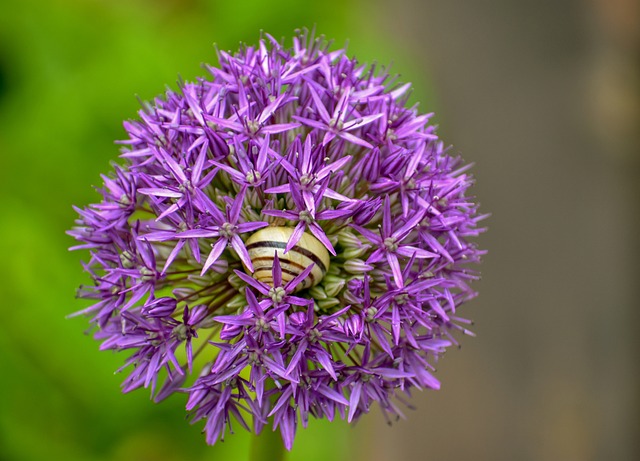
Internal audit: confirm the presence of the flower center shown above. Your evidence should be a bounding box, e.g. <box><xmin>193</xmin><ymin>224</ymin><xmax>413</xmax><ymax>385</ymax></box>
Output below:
<box><xmin>329</xmin><ymin>118</ymin><xmax>344</xmax><ymax>130</ymax></box>
<box><xmin>255</xmin><ymin>317</ymin><xmax>270</xmax><ymax>332</ymax></box>
<box><xmin>139</xmin><ymin>267</ymin><xmax>156</xmax><ymax>282</ymax></box>
<box><xmin>394</xmin><ymin>293</ymin><xmax>409</xmax><ymax>305</ymax></box>
<box><xmin>246</xmin><ymin>120</ymin><xmax>260</xmax><ymax>134</ymax></box>
<box><xmin>268</xmin><ymin>286</ymin><xmax>286</xmax><ymax>303</ymax></box>
<box><xmin>384</xmin><ymin>237</ymin><xmax>398</xmax><ymax>252</ymax></box>
<box><xmin>172</xmin><ymin>323</ymin><xmax>189</xmax><ymax>341</ymax></box>
<box><xmin>179</xmin><ymin>180</ymin><xmax>193</xmax><ymax>194</ymax></box>
<box><xmin>120</xmin><ymin>250</ymin><xmax>136</xmax><ymax>268</ymax></box>
<box><xmin>405</xmin><ymin>177</ymin><xmax>416</xmax><ymax>189</ymax></box>
<box><xmin>119</xmin><ymin>194</ymin><xmax>131</xmax><ymax>207</ymax></box>
<box><xmin>386</xmin><ymin>128</ymin><xmax>397</xmax><ymax>141</ymax></box>
<box><xmin>245</xmin><ymin>170</ymin><xmax>261</xmax><ymax>184</ymax></box>
<box><xmin>248</xmin><ymin>351</ymin><xmax>261</xmax><ymax>365</ymax></box>
<box><xmin>219</xmin><ymin>222</ymin><xmax>237</xmax><ymax>238</ymax></box>
<box><xmin>299</xmin><ymin>210</ymin><xmax>313</xmax><ymax>224</ymax></box>
<box><xmin>309</xmin><ymin>328</ymin><xmax>323</xmax><ymax>343</ymax></box>
<box><xmin>299</xmin><ymin>173</ymin><xmax>314</xmax><ymax>188</ymax></box>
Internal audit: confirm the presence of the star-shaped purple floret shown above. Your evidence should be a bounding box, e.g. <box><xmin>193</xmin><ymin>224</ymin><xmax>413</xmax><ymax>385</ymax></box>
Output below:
<box><xmin>264</xmin><ymin>134</ymin><xmax>352</xmax><ymax>214</ymax></box>
<box><xmin>233</xmin><ymin>254</ymin><xmax>315</xmax><ymax>337</ymax></box>
<box><xmin>293</xmin><ymin>83</ymin><xmax>383</xmax><ymax>148</ymax></box>
<box><xmin>212</xmin><ymin>135</ymin><xmax>280</xmax><ymax>189</ymax></box>
<box><xmin>263</xmin><ymin>176</ymin><xmax>351</xmax><ymax>255</ymax></box>
<box><xmin>283</xmin><ymin>303</ymin><xmax>351</xmax><ymax>382</ymax></box>
<box><xmin>352</xmin><ymin>195</ymin><xmax>438</xmax><ymax>287</ymax></box>
<box><xmin>159</xmin><ymin>186</ymin><xmax>268</xmax><ymax>274</ymax></box>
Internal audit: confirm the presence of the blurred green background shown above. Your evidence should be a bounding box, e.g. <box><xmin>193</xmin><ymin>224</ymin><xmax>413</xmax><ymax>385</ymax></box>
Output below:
<box><xmin>2</xmin><ymin>0</ymin><xmax>639</xmax><ymax>460</ymax></box>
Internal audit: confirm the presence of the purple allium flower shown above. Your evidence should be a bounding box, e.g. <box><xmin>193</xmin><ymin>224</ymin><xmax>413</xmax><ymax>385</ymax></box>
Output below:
<box><xmin>69</xmin><ymin>30</ymin><xmax>487</xmax><ymax>450</ymax></box>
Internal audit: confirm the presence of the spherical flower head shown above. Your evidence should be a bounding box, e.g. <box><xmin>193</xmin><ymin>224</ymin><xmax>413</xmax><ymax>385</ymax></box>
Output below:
<box><xmin>69</xmin><ymin>30</ymin><xmax>487</xmax><ymax>450</ymax></box>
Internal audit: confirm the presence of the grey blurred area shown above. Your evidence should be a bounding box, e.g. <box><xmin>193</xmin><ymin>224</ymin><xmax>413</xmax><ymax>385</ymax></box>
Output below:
<box><xmin>351</xmin><ymin>1</ymin><xmax>640</xmax><ymax>460</ymax></box>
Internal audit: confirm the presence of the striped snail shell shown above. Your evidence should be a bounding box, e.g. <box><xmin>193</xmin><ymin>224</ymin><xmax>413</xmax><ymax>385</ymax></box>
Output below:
<box><xmin>244</xmin><ymin>226</ymin><xmax>330</xmax><ymax>292</ymax></box>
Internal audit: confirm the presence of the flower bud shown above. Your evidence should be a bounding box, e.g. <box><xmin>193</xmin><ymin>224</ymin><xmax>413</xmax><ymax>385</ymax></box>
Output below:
<box><xmin>324</xmin><ymin>279</ymin><xmax>346</xmax><ymax>298</ymax></box>
<box><xmin>344</xmin><ymin>314</ymin><xmax>364</xmax><ymax>338</ymax></box>
<box><xmin>351</xmin><ymin>198</ymin><xmax>382</xmax><ymax>226</ymax></box>
<box><xmin>205</xmin><ymin>128</ymin><xmax>229</xmax><ymax>158</ymax></box>
<box><xmin>337</xmin><ymin>229</ymin><xmax>363</xmax><ymax>248</ymax></box>
<box><xmin>317</xmin><ymin>297</ymin><xmax>340</xmax><ymax>310</ymax></box>
<box><xmin>308</xmin><ymin>285</ymin><xmax>327</xmax><ymax>300</ymax></box>
<box><xmin>227</xmin><ymin>272</ymin><xmax>245</xmax><ymax>290</ymax></box>
<box><xmin>343</xmin><ymin>259</ymin><xmax>374</xmax><ymax>274</ymax></box>
<box><xmin>144</xmin><ymin>297</ymin><xmax>177</xmax><ymax>317</ymax></box>
<box><xmin>224</xmin><ymin>293</ymin><xmax>247</xmax><ymax>312</ymax></box>
<box><xmin>342</xmin><ymin>245</ymin><xmax>370</xmax><ymax>260</ymax></box>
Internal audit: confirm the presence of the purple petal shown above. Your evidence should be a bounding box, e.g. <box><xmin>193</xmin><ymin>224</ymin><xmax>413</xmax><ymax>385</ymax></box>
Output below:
<box><xmin>258</xmin><ymin>92</ymin><xmax>287</xmax><ymax>124</ymax></box>
<box><xmin>245</xmin><ymin>287</ymin><xmax>265</xmax><ymax>316</ymax></box>
<box><xmin>211</xmin><ymin>161</ymin><xmax>245</xmax><ymax>183</ymax></box>
<box><xmin>316</xmin><ymin>208</ymin><xmax>352</xmax><ymax>220</ymax></box>
<box><xmin>285</xmin><ymin>263</ymin><xmax>315</xmax><ymax>293</ymax></box>
<box><xmin>348</xmin><ymin>382</ymin><xmax>362</xmax><ymax>422</ymax></box>
<box><xmin>350</xmin><ymin>224</ymin><xmax>381</xmax><ymax>244</ymax></box>
<box><xmin>393</xmin><ymin>208</ymin><xmax>426</xmax><ymax>240</ymax></box>
<box><xmin>309</xmin><ymin>222</ymin><xmax>336</xmax><ymax>256</ymax></box>
<box><xmin>161</xmin><ymin>240</ymin><xmax>185</xmax><ymax>274</ymax></box>
<box><xmin>201</xmin><ymin>238</ymin><xmax>227</xmax><ymax>275</ymax></box>
<box><xmin>191</xmin><ymin>142</ymin><xmax>208</xmax><ymax>184</ymax></box>
<box><xmin>155</xmin><ymin>197</ymin><xmax>185</xmax><ymax>221</ymax></box>
<box><xmin>284</xmin><ymin>339</ymin><xmax>308</xmax><ymax>378</ymax></box>
<box><xmin>307</xmin><ymin>85</ymin><xmax>331</xmax><ymax>123</ymax></box>
<box><xmin>272</xmin><ymin>253</ymin><xmax>283</xmax><ymax>287</ymax></box>
<box><xmin>396</xmin><ymin>245</ymin><xmax>438</xmax><ymax>259</ymax></box>
<box><xmin>342</xmin><ymin>113</ymin><xmax>383</xmax><ymax>132</ymax></box>
<box><xmin>229</xmin><ymin>186</ymin><xmax>247</xmax><ymax>224</ymax></box>
<box><xmin>316</xmin><ymin>383</ymin><xmax>348</xmax><ymax>405</ymax></box>
<box><xmin>230</xmin><ymin>234</ymin><xmax>253</xmax><ymax>272</ymax></box>
<box><xmin>261</xmin><ymin>209</ymin><xmax>297</xmax><ymax>220</ymax></box>
<box><xmin>316</xmin><ymin>156</ymin><xmax>351</xmax><ymax>180</ymax></box>
<box><xmin>285</xmin><ymin>223</ymin><xmax>306</xmax><ymax>254</ymax></box>
<box><xmin>233</xmin><ymin>269</ymin><xmax>270</xmax><ymax>295</ymax></box>
<box><xmin>337</xmin><ymin>131</ymin><xmax>373</xmax><ymax>149</ymax></box>
<box><xmin>177</xmin><ymin>228</ymin><xmax>219</xmax><ymax>239</ymax></box>
<box><xmin>322</xmin><ymin>188</ymin><xmax>353</xmax><ymax>202</ymax></box>
<box><xmin>260</xmin><ymin>123</ymin><xmax>301</xmax><ymax>134</ymax></box>
<box><xmin>158</xmin><ymin>149</ymin><xmax>188</xmax><ymax>183</ymax></box>
<box><xmin>382</xmin><ymin>195</ymin><xmax>392</xmax><ymax>237</ymax></box>
<box><xmin>314</xmin><ymin>348</ymin><xmax>337</xmax><ymax>380</ymax></box>
<box><xmin>237</xmin><ymin>221</ymin><xmax>269</xmax><ymax>233</ymax></box>
<box><xmin>264</xmin><ymin>184</ymin><xmax>291</xmax><ymax>194</ymax></box>
<box><xmin>303</xmin><ymin>190</ymin><xmax>316</xmax><ymax>215</ymax></box>
<box><xmin>291</xmin><ymin>115</ymin><xmax>328</xmax><ymax>131</ymax></box>
<box><xmin>138</xmin><ymin>188</ymin><xmax>182</xmax><ymax>198</ymax></box>
<box><xmin>386</xmin><ymin>252</ymin><xmax>404</xmax><ymax>288</ymax></box>
<box><xmin>195</xmin><ymin>189</ymin><xmax>225</xmax><ymax>223</ymax></box>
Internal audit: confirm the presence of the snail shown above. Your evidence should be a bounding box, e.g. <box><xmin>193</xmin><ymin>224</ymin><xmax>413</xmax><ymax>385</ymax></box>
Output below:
<box><xmin>243</xmin><ymin>226</ymin><xmax>330</xmax><ymax>292</ymax></box>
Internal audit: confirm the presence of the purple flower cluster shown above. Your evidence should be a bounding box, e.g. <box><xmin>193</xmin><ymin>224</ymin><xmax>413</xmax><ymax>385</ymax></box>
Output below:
<box><xmin>70</xmin><ymin>31</ymin><xmax>486</xmax><ymax>449</ymax></box>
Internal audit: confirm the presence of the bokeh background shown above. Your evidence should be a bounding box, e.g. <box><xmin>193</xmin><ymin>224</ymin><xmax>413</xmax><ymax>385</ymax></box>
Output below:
<box><xmin>1</xmin><ymin>0</ymin><xmax>638</xmax><ymax>460</ymax></box>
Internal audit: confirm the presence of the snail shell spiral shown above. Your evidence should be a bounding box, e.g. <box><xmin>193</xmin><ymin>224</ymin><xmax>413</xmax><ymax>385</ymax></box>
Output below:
<box><xmin>244</xmin><ymin>226</ymin><xmax>330</xmax><ymax>292</ymax></box>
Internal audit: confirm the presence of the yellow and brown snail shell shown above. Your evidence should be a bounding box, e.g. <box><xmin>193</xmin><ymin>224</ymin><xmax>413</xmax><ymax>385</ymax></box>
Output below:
<box><xmin>243</xmin><ymin>226</ymin><xmax>330</xmax><ymax>292</ymax></box>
